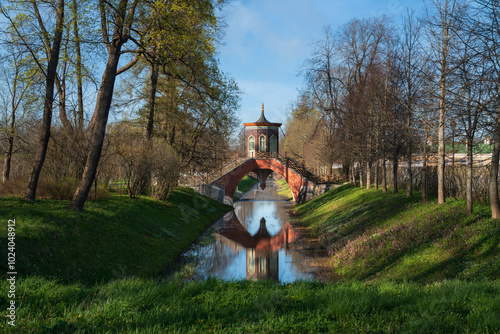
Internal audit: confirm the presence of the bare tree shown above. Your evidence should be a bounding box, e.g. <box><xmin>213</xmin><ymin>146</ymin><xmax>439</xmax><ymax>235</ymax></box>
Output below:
<box><xmin>452</xmin><ymin>13</ymin><xmax>491</xmax><ymax>213</ymax></box>
<box><xmin>400</xmin><ymin>9</ymin><xmax>424</xmax><ymax>197</ymax></box>
<box><xmin>470</xmin><ymin>0</ymin><xmax>500</xmax><ymax>218</ymax></box>
<box><xmin>423</xmin><ymin>0</ymin><xmax>464</xmax><ymax>204</ymax></box>
<box><xmin>0</xmin><ymin>47</ymin><xmax>39</xmax><ymax>182</ymax></box>
<box><xmin>22</xmin><ymin>0</ymin><xmax>65</xmax><ymax>202</ymax></box>
<box><xmin>68</xmin><ymin>0</ymin><xmax>140</xmax><ymax>210</ymax></box>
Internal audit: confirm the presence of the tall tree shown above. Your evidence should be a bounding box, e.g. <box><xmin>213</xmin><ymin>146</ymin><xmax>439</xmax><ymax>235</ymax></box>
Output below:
<box><xmin>68</xmin><ymin>0</ymin><xmax>140</xmax><ymax>210</ymax></box>
<box><xmin>424</xmin><ymin>0</ymin><xmax>463</xmax><ymax>204</ymax></box>
<box><xmin>471</xmin><ymin>0</ymin><xmax>500</xmax><ymax>218</ymax></box>
<box><xmin>0</xmin><ymin>47</ymin><xmax>39</xmax><ymax>182</ymax></box>
<box><xmin>23</xmin><ymin>0</ymin><xmax>65</xmax><ymax>201</ymax></box>
<box><xmin>400</xmin><ymin>9</ymin><xmax>424</xmax><ymax>197</ymax></box>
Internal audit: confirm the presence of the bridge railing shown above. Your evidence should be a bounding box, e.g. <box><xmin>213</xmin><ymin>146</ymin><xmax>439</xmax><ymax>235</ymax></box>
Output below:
<box><xmin>253</xmin><ymin>152</ymin><xmax>279</xmax><ymax>159</ymax></box>
<box><xmin>273</xmin><ymin>153</ymin><xmax>323</xmax><ymax>184</ymax></box>
<box><xmin>204</xmin><ymin>157</ymin><xmax>250</xmax><ymax>185</ymax></box>
<box><xmin>197</xmin><ymin>152</ymin><xmax>330</xmax><ymax>187</ymax></box>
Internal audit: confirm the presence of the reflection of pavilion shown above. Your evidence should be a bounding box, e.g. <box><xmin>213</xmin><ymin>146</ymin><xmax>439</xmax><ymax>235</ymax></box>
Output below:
<box><xmin>217</xmin><ymin>214</ymin><xmax>298</xmax><ymax>281</ymax></box>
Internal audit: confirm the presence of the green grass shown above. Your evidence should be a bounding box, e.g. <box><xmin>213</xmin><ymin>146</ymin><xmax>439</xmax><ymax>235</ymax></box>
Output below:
<box><xmin>296</xmin><ymin>184</ymin><xmax>500</xmax><ymax>283</ymax></box>
<box><xmin>1</xmin><ymin>183</ymin><xmax>499</xmax><ymax>332</ymax></box>
<box><xmin>276</xmin><ymin>177</ymin><xmax>293</xmax><ymax>200</ymax></box>
<box><xmin>233</xmin><ymin>175</ymin><xmax>259</xmax><ymax>200</ymax></box>
<box><xmin>0</xmin><ymin>187</ymin><xmax>231</xmax><ymax>285</ymax></box>
<box><xmin>1</xmin><ymin>277</ymin><xmax>499</xmax><ymax>333</ymax></box>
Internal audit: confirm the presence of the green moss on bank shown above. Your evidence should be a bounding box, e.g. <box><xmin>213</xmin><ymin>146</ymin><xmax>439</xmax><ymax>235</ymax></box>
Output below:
<box><xmin>296</xmin><ymin>184</ymin><xmax>500</xmax><ymax>283</ymax></box>
<box><xmin>0</xmin><ymin>188</ymin><xmax>230</xmax><ymax>285</ymax></box>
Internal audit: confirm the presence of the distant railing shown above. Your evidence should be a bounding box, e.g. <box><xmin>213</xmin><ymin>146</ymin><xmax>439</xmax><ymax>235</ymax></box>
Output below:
<box><xmin>248</xmin><ymin>151</ymin><xmax>280</xmax><ymax>159</ymax></box>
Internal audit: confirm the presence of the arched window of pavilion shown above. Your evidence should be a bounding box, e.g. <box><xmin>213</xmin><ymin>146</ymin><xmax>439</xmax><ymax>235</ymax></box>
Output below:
<box><xmin>259</xmin><ymin>135</ymin><xmax>266</xmax><ymax>152</ymax></box>
<box><xmin>270</xmin><ymin>135</ymin><xmax>277</xmax><ymax>152</ymax></box>
<box><xmin>248</xmin><ymin>136</ymin><xmax>255</xmax><ymax>156</ymax></box>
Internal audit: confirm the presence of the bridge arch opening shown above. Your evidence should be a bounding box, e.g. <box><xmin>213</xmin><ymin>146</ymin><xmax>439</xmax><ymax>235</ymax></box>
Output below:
<box><xmin>221</xmin><ymin>159</ymin><xmax>311</xmax><ymax>203</ymax></box>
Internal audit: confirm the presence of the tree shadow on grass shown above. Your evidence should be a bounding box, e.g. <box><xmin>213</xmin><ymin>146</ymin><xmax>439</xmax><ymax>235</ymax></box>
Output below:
<box><xmin>354</xmin><ymin>211</ymin><xmax>500</xmax><ymax>283</ymax></box>
<box><xmin>410</xmin><ymin>228</ymin><xmax>500</xmax><ymax>283</ymax></box>
<box><xmin>315</xmin><ymin>187</ymin><xmax>425</xmax><ymax>248</ymax></box>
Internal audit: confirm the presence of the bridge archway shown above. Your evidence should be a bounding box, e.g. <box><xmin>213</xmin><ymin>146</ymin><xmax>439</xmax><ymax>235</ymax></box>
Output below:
<box><xmin>213</xmin><ymin>159</ymin><xmax>311</xmax><ymax>203</ymax></box>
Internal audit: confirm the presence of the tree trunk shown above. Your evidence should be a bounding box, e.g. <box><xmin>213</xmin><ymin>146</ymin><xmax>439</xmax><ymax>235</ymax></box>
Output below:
<box><xmin>366</xmin><ymin>160</ymin><xmax>371</xmax><ymax>190</ymax></box>
<box><xmin>72</xmin><ymin>0</ymin><xmax>84</xmax><ymax>135</ymax></box>
<box><xmin>422</xmin><ymin>141</ymin><xmax>428</xmax><ymax>203</ymax></box>
<box><xmin>3</xmin><ymin>136</ymin><xmax>13</xmax><ymax>182</ymax></box>
<box><xmin>351</xmin><ymin>159</ymin><xmax>357</xmax><ymax>186</ymax></box>
<box><xmin>359</xmin><ymin>162</ymin><xmax>363</xmax><ymax>188</ymax></box>
<box><xmin>374</xmin><ymin>159</ymin><xmax>379</xmax><ymax>190</ymax></box>
<box><xmin>145</xmin><ymin>61</ymin><xmax>159</xmax><ymax>140</ymax></box>
<box><xmin>406</xmin><ymin>136</ymin><xmax>412</xmax><ymax>197</ymax></box>
<box><xmin>72</xmin><ymin>0</ymin><xmax>86</xmax><ymax>180</ymax></box>
<box><xmin>466</xmin><ymin>135</ymin><xmax>473</xmax><ymax>214</ymax></box>
<box><xmin>25</xmin><ymin>0</ymin><xmax>65</xmax><ymax>202</ymax></box>
<box><xmin>393</xmin><ymin>152</ymin><xmax>398</xmax><ymax>194</ymax></box>
<box><xmin>489</xmin><ymin>114</ymin><xmax>500</xmax><ymax>218</ymax></box>
<box><xmin>437</xmin><ymin>108</ymin><xmax>446</xmax><ymax>203</ymax></box>
<box><xmin>437</xmin><ymin>39</ymin><xmax>447</xmax><ymax>204</ymax></box>
<box><xmin>3</xmin><ymin>103</ymin><xmax>16</xmax><ymax>182</ymax></box>
<box><xmin>68</xmin><ymin>45</ymin><xmax>122</xmax><ymax>210</ymax></box>
<box><xmin>382</xmin><ymin>155</ymin><xmax>387</xmax><ymax>193</ymax></box>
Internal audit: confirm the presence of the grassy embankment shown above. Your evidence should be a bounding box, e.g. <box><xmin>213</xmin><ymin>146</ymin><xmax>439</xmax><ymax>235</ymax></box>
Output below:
<box><xmin>0</xmin><ymin>182</ymin><xmax>499</xmax><ymax>332</ymax></box>
<box><xmin>276</xmin><ymin>177</ymin><xmax>294</xmax><ymax>200</ymax></box>
<box><xmin>0</xmin><ymin>188</ymin><xmax>231</xmax><ymax>285</ymax></box>
<box><xmin>233</xmin><ymin>175</ymin><xmax>259</xmax><ymax>200</ymax></box>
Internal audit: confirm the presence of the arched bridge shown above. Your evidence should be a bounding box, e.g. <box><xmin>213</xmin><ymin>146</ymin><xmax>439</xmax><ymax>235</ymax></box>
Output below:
<box><xmin>200</xmin><ymin>153</ymin><xmax>333</xmax><ymax>205</ymax></box>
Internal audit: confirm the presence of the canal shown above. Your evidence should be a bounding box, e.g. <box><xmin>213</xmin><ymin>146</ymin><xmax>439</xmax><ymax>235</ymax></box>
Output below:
<box><xmin>180</xmin><ymin>177</ymin><xmax>314</xmax><ymax>282</ymax></box>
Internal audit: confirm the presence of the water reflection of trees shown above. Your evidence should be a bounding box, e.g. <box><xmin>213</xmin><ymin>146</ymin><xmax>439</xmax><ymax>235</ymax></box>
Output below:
<box><xmin>197</xmin><ymin>236</ymin><xmax>243</xmax><ymax>278</ymax></box>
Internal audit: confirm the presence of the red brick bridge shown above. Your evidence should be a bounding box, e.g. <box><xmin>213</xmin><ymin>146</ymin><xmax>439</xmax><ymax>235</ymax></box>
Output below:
<box><xmin>201</xmin><ymin>153</ymin><xmax>330</xmax><ymax>205</ymax></box>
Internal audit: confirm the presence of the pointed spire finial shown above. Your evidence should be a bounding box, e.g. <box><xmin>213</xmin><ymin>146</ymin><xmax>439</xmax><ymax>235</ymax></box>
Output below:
<box><xmin>261</xmin><ymin>103</ymin><xmax>264</xmax><ymax>113</ymax></box>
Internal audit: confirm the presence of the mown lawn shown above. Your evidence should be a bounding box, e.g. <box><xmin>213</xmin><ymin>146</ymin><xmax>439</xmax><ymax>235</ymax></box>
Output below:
<box><xmin>276</xmin><ymin>177</ymin><xmax>293</xmax><ymax>201</ymax></box>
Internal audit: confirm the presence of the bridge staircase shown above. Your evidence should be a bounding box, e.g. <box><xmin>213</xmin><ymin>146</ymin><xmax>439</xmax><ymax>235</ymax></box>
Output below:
<box><xmin>204</xmin><ymin>157</ymin><xmax>251</xmax><ymax>185</ymax></box>
<box><xmin>273</xmin><ymin>154</ymin><xmax>322</xmax><ymax>184</ymax></box>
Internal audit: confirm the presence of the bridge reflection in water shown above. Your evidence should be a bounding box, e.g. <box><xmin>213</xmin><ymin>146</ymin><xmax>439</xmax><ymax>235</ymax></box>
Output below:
<box><xmin>183</xmin><ymin>180</ymin><xmax>312</xmax><ymax>282</ymax></box>
<box><xmin>218</xmin><ymin>215</ymin><xmax>297</xmax><ymax>281</ymax></box>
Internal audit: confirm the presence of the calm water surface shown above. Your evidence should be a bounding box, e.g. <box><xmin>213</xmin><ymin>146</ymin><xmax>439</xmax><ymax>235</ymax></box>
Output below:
<box><xmin>182</xmin><ymin>179</ymin><xmax>313</xmax><ymax>282</ymax></box>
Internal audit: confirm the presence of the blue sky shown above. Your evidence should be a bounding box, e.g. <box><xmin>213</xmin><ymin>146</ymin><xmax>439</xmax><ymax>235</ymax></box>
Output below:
<box><xmin>217</xmin><ymin>0</ymin><xmax>424</xmax><ymax>126</ymax></box>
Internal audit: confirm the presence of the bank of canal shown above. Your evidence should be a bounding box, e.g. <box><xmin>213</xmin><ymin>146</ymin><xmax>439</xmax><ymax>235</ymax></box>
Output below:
<box><xmin>178</xmin><ymin>177</ymin><xmax>328</xmax><ymax>282</ymax></box>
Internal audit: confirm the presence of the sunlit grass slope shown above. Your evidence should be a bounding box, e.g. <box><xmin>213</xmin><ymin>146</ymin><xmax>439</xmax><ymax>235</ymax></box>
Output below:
<box><xmin>234</xmin><ymin>175</ymin><xmax>259</xmax><ymax>200</ymax></box>
<box><xmin>276</xmin><ymin>177</ymin><xmax>294</xmax><ymax>200</ymax></box>
<box><xmin>296</xmin><ymin>184</ymin><xmax>500</xmax><ymax>283</ymax></box>
<box><xmin>0</xmin><ymin>188</ymin><xmax>230</xmax><ymax>285</ymax></box>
